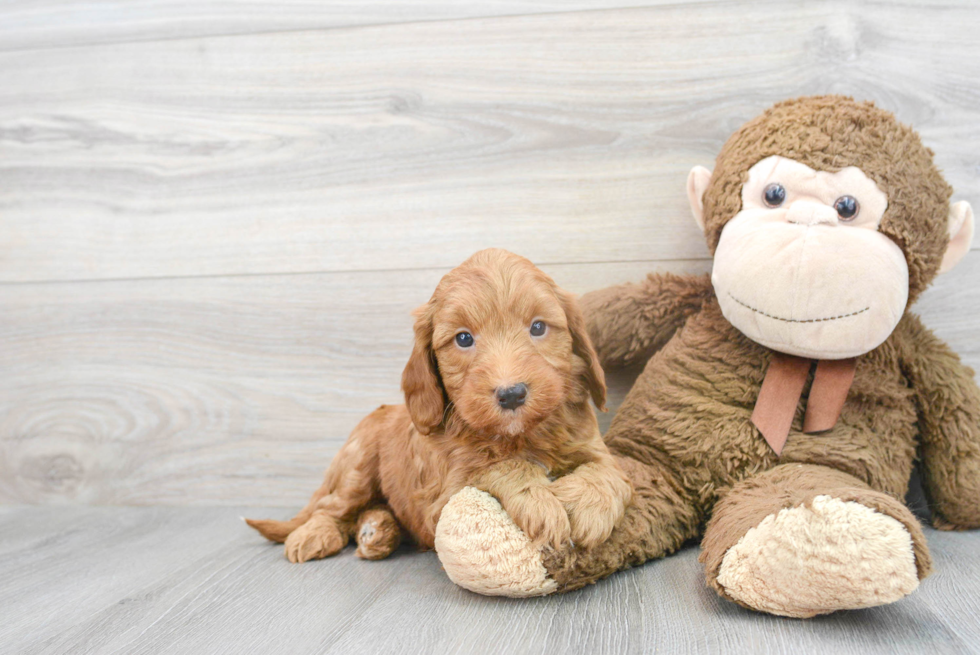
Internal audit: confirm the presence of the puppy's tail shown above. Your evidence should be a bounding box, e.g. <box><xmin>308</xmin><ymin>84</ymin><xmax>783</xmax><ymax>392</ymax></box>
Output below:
<box><xmin>245</xmin><ymin>508</ymin><xmax>313</xmax><ymax>543</ymax></box>
<box><xmin>246</xmin><ymin>468</ymin><xmax>340</xmax><ymax>542</ymax></box>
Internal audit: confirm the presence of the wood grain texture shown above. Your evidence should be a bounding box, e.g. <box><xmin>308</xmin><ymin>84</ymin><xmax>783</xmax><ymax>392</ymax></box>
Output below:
<box><xmin>1</xmin><ymin>1</ymin><xmax>979</xmax><ymax>283</ymax></box>
<box><xmin>0</xmin><ymin>0</ymin><xmax>719</xmax><ymax>52</ymax></box>
<box><xmin>1</xmin><ymin>505</ymin><xmax>978</xmax><ymax>655</ymax></box>
<box><xmin>2</xmin><ymin>0</ymin><xmax>979</xmax><ymax>509</ymax></box>
<box><xmin>0</xmin><ymin>259</ymin><xmax>705</xmax><ymax>506</ymax></box>
<box><xmin>2</xmin><ymin>254</ymin><xmax>978</xmax><ymax>506</ymax></box>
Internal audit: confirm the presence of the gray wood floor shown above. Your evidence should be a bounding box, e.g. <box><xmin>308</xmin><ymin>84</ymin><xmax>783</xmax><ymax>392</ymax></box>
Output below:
<box><xmin>2</xmin><ymin>505</ymin><xmax>979</xmax><ymax>655</ymax></box>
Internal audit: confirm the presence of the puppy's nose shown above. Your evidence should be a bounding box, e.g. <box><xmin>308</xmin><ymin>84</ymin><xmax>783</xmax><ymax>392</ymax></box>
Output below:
<box><xmin>496</xmin><ymin>383</ymin><xmax>528</xmax><ymax>410</ymax></box>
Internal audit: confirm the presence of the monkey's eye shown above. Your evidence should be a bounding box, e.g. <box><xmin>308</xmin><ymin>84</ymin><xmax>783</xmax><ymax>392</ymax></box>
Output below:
<box><xmin>834</xmin><ymin>196</ymin><xmax>859</xmax><ymax>221</ymax></box>
<box><xmin>530</xmin><ymin>320</ymin><xmax>547</xmax><ymax>337</ymax></box>
<box><xmin>455</xmin><ymin>332</ymin><xmax>474</xmax><ymax>348</ymax></box>
<box><xmin>763</xmin><ymin>183</ymin><xmax>786</xmax><ymax>207</ymax></box>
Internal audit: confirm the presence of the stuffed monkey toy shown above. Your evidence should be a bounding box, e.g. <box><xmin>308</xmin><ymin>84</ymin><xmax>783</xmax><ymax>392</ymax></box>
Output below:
<box><xmin>433</xmin><ymin>96</ymin><xmax>980</xmax><ymax>618</ymax></box>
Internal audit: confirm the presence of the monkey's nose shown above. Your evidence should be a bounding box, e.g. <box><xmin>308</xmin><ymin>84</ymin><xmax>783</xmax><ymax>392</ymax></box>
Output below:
<box><xmin>496</xmin><ymin>383</ymin><xmax>528</xmax><ymax>410</ymax></box>
<box><xmin>785</xmin><ymin>200</ymin><xmax>838</xmax><ymax>227</ymax></box>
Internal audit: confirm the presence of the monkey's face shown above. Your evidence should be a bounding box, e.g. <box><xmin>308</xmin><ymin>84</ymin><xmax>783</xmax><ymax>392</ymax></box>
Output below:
<box><xmin>689</xmin><ymin>97</ymin><xmax>975</xmax><ymax>360</ymax></box>
<box><xmin>706</xmin><ymin>156</ymin><xmax>908</xmax><ymax>359</ymax></box>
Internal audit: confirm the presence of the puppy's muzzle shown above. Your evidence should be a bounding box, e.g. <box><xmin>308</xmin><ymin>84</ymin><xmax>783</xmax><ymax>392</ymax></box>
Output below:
<box><xmin>496</xmin><ymin>383</ymin><xmax>528</xmax><ymax>411</ymax></box>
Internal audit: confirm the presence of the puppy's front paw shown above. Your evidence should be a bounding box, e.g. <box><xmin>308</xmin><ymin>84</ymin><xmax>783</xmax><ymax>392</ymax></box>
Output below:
<box><xmin>504</xmin><ymin>487</ymin><xmax>571</xmax><ymax>550</ymax></box>
<box><xmin>284</xmin><ymin>514</ymin><xmax>348</xmax><ymax>563</ymax></box>
<box><xmin>551</xmin><ymin>470</ymin><xmax>631</xmax><ymax>549</ymax></box>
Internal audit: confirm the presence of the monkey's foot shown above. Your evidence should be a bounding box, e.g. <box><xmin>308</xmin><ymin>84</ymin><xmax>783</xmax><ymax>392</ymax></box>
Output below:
<box><xmin>435</xmin><ymin>487</ymin><xmax>557</xmax><ymax>597</ymax></box>
<box><xmin>716</xmin><ymin>495</ymin><xmax>920</xmax><ymax>618</ymax></box>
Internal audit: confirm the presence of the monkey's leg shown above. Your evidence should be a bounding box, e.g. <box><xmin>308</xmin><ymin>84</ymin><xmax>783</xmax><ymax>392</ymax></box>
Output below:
<box><xmin>700</xmin><ymin>463</ymin><xmax>931</xmax><ymax>618</ymax></box>
<box><xmin>354</xmin><ymin>505</ymin><xmax>403</xmax><ymax>560</ymax></box>
<box><xmin>434</xmin><ymin>456</ymin><xmax>701</xmax><ymax>597</ymax></box>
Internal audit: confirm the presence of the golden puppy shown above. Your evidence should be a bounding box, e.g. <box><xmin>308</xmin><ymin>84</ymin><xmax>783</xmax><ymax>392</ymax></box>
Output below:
<box><xmin>247</xmin><ymin>249</ymin><xmax>632</xmax><ymax>563</ymax></box>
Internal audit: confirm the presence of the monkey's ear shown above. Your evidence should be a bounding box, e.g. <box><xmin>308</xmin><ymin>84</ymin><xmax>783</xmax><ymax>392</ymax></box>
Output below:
<box><xmin>939</xmin><ymin>201</ymin><xmax>974</xmax><ymax>275</ymax></box>
<box><xmin>687</xmin><ymin>166</ymin><xmax>712</xmax><ymax>233</ymax></box>
<box><xmin>401</xmin><ymin>303</ymin><xmax>445</xmax><ymax>435</ymax></box>
<box><xmin>557</xmin><ymin>287</ymin><xmax>607</xmax><ymax>411</ymax></box>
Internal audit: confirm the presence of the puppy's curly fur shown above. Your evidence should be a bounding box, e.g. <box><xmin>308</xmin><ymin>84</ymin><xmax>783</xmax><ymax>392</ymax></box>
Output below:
<box><xmin>247</xmin><ymin>249</ymin><xmax>633</xmax><ymax>562</ymax></box>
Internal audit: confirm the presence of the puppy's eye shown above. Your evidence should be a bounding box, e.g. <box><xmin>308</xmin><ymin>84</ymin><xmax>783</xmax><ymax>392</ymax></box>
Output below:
<box><xmin>763</xmin><ymin>183</ymin><xmax>786</xmax><ymax>208</ymax></box>
<box><xmin>529</xmin><ymin>320</ymin><xmax>547</xmax><ymax>337</ymax></box>
<box><xmin>834</xmin><ymin>195</ymin><xmax>859</xmax><ymax>221</ymax></box>
<box><xmin>454</xmin><ymin>332</ymin><xmax>474</xmax><ymax>348</ymax></box>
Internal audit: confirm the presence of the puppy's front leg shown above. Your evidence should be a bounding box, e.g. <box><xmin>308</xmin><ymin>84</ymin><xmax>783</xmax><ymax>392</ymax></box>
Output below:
<box><xmin>550</xmin><ymin>453</ymin><xmax>633</xmax><ymax>549</ymax></box>
<box><xmin>472</xmin><ymin>460</ymin><xmax>571</xmax><ymax>549</ymax></box>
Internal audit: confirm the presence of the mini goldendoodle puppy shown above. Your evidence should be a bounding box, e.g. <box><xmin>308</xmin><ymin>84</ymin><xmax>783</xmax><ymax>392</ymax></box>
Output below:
<box><xmin>247</xmin><ymin>249</ymin><xmax>632</xmax><ymax>562</ymax></box>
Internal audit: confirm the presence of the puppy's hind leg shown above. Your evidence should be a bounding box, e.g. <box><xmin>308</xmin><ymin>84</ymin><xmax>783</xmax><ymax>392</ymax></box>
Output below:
<box><xmin>282</xmin><ymin>440</ymin><xmax>382</xmax><ymax>563</ymax></box>
<box><xmin>355</xmin><ymin>505</ymin><xmax>403</xmax><ymax>560</ymax></box>
<box><xmin>246</xmin><ymin>408</ymin><xmax>388</xmax><ymax>563</ymax></box>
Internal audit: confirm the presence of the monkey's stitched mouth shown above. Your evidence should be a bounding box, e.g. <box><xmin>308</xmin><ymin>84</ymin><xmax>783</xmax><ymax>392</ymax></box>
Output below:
<box><xmin>728</xmin><ymin>293</ymin><xmax>870</xmax><ymax>324</ymax></box>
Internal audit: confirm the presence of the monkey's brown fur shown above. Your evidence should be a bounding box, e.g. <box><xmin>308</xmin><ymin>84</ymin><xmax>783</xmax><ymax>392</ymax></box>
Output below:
<box><xmin>535</xmin><ymin>97</ymin><xmax>980</xmax><ymax>599</ymax></box>
<box><xmin>247</xmin><ymin>249</ymin><xmax>632</xmax><ymax>562</ymax></box>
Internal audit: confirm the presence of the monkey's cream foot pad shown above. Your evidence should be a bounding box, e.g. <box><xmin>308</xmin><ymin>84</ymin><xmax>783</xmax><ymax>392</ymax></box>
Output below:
<box><xmin>717</xmin><ymin>495</ymin><xmax>920</xmax><ymax>618</ymax></box>
<box><xmin>435</xmin><ymin>486</ymin><xmax>557</xmax><ymax>597</ymax></box>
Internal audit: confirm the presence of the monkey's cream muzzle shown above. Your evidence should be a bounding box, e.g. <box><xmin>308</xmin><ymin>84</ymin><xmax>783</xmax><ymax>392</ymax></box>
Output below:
<box><xmin>712</xmin><ymin>213</ymin><xmax>909</xmax><ymax>359</ymax></box>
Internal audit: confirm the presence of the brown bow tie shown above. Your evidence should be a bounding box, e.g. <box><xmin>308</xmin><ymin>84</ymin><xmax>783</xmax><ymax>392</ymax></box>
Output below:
<box><xmin>751</xmin><ymin>352</ymin><xmax>857</xmax><ymax>456</ymax></box>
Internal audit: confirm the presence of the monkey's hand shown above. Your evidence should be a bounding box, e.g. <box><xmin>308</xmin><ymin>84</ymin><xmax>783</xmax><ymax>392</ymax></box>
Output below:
<box><xmin>471</xmin><ymin>460</ymin><xmax>571</xmax><ymax>549</ymax></box>
<box><xmin>580</xmin><ymin>272</ymin><xmax>713</xmax><ymax>369</ymax></box>
<box><xmin>901</xmin><ymin>314</ymin><xmax>980</xmax><ymax>530</ymax></box>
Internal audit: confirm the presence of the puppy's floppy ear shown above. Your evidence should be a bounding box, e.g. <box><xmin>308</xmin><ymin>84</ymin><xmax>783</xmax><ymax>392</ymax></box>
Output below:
<box><xmin>401</xmin><ymin>301</ymin><xmax>445</xmax><ymax>434</ymax></box>
<box><xmin>556</xmin><ymin>287</ymin><xmax>607</xmax><ymax>411</ymax></box>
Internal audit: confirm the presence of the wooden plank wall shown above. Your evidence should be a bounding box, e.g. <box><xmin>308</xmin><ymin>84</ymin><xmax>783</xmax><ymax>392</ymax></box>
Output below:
<box><xmin>1</xmin><ymin>0</ymin><xmax>978</xmax><ymax>506</ymax></box>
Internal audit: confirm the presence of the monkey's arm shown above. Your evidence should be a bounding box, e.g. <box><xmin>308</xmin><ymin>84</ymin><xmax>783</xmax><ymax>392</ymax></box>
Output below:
<box><xmin>580</xmin><ymin>272</ymin><xmax>713</xmax><ymax>369</ymax></box>
<box><xmin>899</xmin><ymin>313</ymin><xmax>980</xmax><ymax>530</ymax></box>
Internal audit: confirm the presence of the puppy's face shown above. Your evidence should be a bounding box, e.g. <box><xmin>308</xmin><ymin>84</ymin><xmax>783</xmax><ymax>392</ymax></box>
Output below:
<box><xmin>401</xmin><ymin>249</ymin><xmax>605</xmax><ymax>438</ymax></box>
<box><xmin>432</xmin><ymin>265</ymin><xmax>572</xmax><ymax>437</ymax></box>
